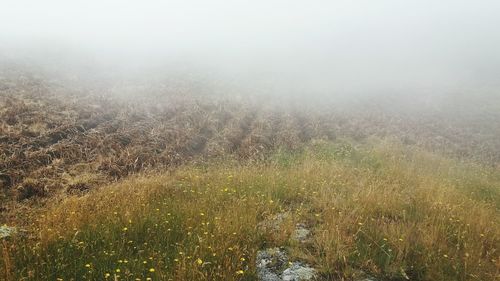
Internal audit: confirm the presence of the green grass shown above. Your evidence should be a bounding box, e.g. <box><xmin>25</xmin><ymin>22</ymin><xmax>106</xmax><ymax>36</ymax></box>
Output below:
<box><xmin>2</xmin><ymin>140</ymin><xmax>499</xmax><ymax>280</ymax></box>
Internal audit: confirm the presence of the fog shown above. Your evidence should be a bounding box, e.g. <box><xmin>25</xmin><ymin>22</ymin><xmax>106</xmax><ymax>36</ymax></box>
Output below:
<box><xmin>1</xmin><ymin>0</ymin><xmax>500</xmax><ymax>99</ymax></box>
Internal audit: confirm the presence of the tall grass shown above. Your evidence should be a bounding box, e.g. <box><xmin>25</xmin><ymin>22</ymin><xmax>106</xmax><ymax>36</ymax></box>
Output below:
<box><xmin>2</xmin><ymin>140</ymin><xmax>499</xmax><ymax>280</ymax></box>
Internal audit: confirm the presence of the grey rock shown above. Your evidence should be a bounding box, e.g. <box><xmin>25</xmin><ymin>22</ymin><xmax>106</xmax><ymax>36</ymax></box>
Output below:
<box><xmin>257</xmin><ymin>248</ymin><xmax>289</xmax><ymax>281</ymax></box>
<box><xmin>0</xmin><ymin>225</ymin><xmax>17</xmax><ymax>239</ymax></box>
<box><xmin>282</xmin><ymin>262</ymin><xmax>315</xmax><ymax>281</ymax></box>
<box><xmin>259</xmin><ymin>271</ymin><xmax>281</xmax><ymax>281</ymax></box>
<box><xmin>257</xmin><ymin>248</ymin><xmax>288</xmax><ymax>269</ymax></box>
<box><xmin>292</xmin><ymin>224</ymin><xmax>311</xmax><ymax>242</ymax></box>
<box><xmin>257</xmin><ymin>248</ymin><xmax>315</xmax><ymax>281</ymax></box>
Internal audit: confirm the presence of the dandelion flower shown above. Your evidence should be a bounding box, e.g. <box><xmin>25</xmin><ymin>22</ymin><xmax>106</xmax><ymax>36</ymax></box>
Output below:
<box><xmin>196</xmin><ymin>258</ymin><xmax>203</xmax><ymax>265</ymax></box>
<box><xmin>149</xmin><ymin>268</ymin><xmax>155</xmax><ymax>272</ymax></box>
<box><xmin>116</xmin><ymin>269</ymin><xmax>121</xmax><ymax>273</ymax></box>
<box><xmin>85</xmin><ymin>264</ymin><xmax>91</xmax><ymax>268</ymax></box>
<box><xmin>236</xmin><ymin>270</ymin><xmax>244</xmax><ymax>275</ymax></box>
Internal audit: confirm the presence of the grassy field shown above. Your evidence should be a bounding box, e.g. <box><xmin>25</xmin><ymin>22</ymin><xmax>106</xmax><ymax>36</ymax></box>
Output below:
<box><xmin>1</xmin><ymin>72</ymin><xmax>499</xmax><ymax>280</ymax></box>
<box><xmin>2</xmin><ymin>140</ymin><xmax>498</xmax><ymax>280</ymax></box>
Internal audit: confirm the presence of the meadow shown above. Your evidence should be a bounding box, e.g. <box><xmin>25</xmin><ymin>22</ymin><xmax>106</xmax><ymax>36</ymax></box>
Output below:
<box><xmin>2</xmin><ymin>140</ymin><xmax>499</xmax><ymax>280</ymax></box>
<box><xmin>1</xmin><ymin>73</ymin><xmax>499</xmax><ymax>280</ymax></box>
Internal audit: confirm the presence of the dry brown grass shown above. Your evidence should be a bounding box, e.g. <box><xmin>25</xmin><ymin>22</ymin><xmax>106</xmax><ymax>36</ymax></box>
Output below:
<box><xmin>1</xmin><ymin>69</ymin><xmax>499</xmax><ymax>280</ymax></box>
<box><xmin>2</xmin><ymin>72</ymin><xmax>500</xmax><ymax>215</ymax></box>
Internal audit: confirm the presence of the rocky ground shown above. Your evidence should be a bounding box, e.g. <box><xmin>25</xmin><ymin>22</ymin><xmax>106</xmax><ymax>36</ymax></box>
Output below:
<box><xmin>255</xmin><ymin>212</ymin><xmax>380</xmax><ymax>281</ymax></box>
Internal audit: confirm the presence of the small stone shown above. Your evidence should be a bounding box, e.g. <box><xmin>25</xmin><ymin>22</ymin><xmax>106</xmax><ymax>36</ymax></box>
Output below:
<box><xmin>0</xmin><ymin>225</ymin><xmax>17</xmax><ymax>239</ymax></box>
<box><xmin>256</xmin><ymin>248</ymin><xmax>289</xmax><ymax>281</ymax></box>
<box><xmin>257</xmin><ymin>248</ymin><xmax>288</xmax><ymax>269</ymax></box>
<box><xmin>282</xmin><ymin>262</ymin><xmax>315</xmax><ymax>281</ymax></box>
<box><xmin>292</xmin><ymin>224</ymin><xmax>311</xmax><ymax>242</ymax></box>
<box><xmin>260</xmin><ymin>271</ymin><xmax>281</xmax><ymax>281</ymax></box>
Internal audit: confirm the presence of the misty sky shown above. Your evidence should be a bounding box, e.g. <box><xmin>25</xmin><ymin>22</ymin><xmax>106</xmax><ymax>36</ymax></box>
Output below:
<box><xmin>1</xmin><ymin>0</ymin><xmax>499</xmax><ymax>95</ymax></box>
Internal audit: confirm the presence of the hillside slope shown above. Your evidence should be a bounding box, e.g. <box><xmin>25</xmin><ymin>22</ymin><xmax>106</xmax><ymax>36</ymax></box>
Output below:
<box><xmin>2</xmin><ymin>141</ymin><xmax>499</xmax><ymax>280</ymax></box>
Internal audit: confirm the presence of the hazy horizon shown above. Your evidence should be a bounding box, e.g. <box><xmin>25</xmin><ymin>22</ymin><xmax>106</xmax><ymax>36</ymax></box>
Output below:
<box><xmin>1</xmin><ymin>0</ymin><xmax>500</xmax><ymax>98</ymax></box>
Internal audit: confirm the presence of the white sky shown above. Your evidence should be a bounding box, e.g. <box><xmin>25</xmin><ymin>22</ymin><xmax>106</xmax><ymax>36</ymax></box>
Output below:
<box><xmin>1</xmin><ymin>0</ymin><xmax>499</xmax><ymax>94</ymax></box>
